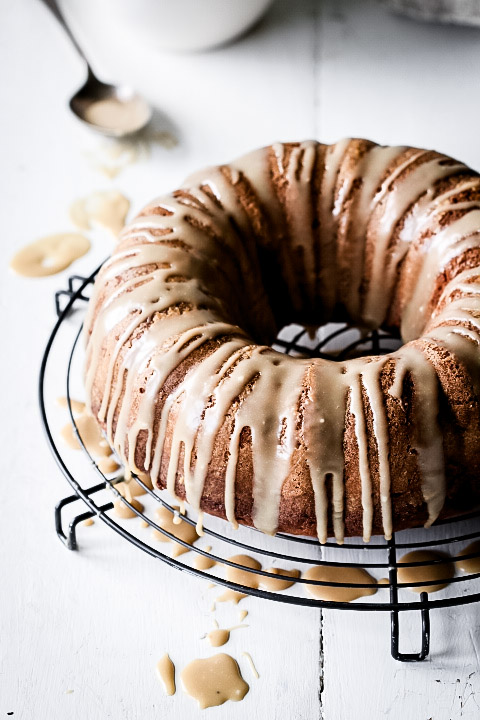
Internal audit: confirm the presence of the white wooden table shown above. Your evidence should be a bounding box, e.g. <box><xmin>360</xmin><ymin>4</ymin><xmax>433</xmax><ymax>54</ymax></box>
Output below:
<box><xmin>2</xmin><ymin>1</ymin><xmax>480</xmax><ymax>717</ymax></box>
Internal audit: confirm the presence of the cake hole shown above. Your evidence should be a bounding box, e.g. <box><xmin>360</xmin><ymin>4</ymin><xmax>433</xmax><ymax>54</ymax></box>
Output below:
<box><xmin>273</xmin><ymin>322</ymin><xmax>402</xmax><ymax>361</ymax></box>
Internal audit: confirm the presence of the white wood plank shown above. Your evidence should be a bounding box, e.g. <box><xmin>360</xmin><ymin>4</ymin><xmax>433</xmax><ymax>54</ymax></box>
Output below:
<box><xmin>317</xmin><ymin>5</ymin><xmax>480</xmax><ymax>716</ymax></box>
<box><xmin>317</xmin><ymin>0</ymin><xmax>480</xmax><ymax>170</ymax></box>
<box><xmin>321</xmin><ymin>522</ymin><xmax>480</xmax><ymax>720</ymax></box>
<box><xmin>4</xmin><ymin>0</ymin><xmax>480</xmax><ymax>717</ymax></box>
<box><xmin>0</xmin><ymin>1</ymin><xmax>322</xmax><ymax>719</ymax></box>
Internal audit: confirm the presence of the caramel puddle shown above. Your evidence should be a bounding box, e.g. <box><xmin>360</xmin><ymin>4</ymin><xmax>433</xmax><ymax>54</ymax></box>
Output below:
<box><xmin>205</xmin><ymin>620</ymin><xmax>246</xmax><ymax>647</ymax></box>
<box><xmin>180</xmin><ymin>654</ymin><xmax>249</xmax><ymax>709</ymax></box>
<box><xmin>156</xmin><ymin>653</ymin><xmax>175</xmax><ymax>696</ymax></box>
<box><xmin>152</xmin><ymin>506</ymin><xmax>198</xmax><ymax>557</ymax></box>
<box><xmin>397</xmin><ymin>550</ymin><xmax>455</xmax><ymax>593</ymax></box>
<box><xmin>194</xmin><ymin>546</ymin><xmax>216</xmax><ymax>571</ymax></box>
<box><xmin>225</xmin><ymin>554</ymin><xmax>299</xmax><ymax>592</ymax></box>
<box><xmin>10</xmin><ymin>233</ymin><xmax>90</xmax><ymax>277</ymax></box>
<box><xmin>303</xmin><ymin>565</ymin><xmax>377</xmax><ymax>602</ymax></box>
<box><xmin>70</xmin><ymin>190</ymin><xmax>129</xmax><ymax>236</ymax></box>
<box><xmin>455</xmin><ymin>541</ymin><xmax>480</xmax><ymax>574</ymax></box>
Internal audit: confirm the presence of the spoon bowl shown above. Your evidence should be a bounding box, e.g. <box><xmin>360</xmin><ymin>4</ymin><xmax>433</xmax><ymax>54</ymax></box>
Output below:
<box><xmin>69</xmin><ymin>71</ymin><xmax>152</xmax><ymax>137</ymax></box>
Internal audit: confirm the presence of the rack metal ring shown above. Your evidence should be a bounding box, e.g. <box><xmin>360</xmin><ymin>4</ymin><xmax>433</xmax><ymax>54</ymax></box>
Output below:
<box><xmin>39</xmin><ymin>269</ymin><xmax>480</xmax><ymax>662</ymax></box>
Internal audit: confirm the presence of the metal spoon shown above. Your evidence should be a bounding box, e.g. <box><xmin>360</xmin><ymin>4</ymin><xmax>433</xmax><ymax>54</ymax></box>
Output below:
<box><xmin>41</xmin><ymin>0</ymin><xmax>152</xmax><ymax>137</ymax></box>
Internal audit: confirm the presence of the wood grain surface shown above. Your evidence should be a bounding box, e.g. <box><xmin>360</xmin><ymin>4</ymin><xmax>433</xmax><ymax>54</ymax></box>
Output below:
<box><xmin>2</xmin><ymin>1</ymin><xmax>480</xmax><ymax>717</ymax></box>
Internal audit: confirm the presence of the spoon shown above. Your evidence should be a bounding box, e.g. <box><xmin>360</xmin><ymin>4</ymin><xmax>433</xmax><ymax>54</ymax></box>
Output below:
<box><xmin>41</xmin><ymin>0</ymin><xmax>152</xmax><ymax>137</ymax></box>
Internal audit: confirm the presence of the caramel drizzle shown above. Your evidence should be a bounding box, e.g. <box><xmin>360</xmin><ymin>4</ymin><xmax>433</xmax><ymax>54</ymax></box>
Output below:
<box><xmin>84</xmin><ymin>140</ymin><xmax>480</xmax><ymax>544</ymax></box>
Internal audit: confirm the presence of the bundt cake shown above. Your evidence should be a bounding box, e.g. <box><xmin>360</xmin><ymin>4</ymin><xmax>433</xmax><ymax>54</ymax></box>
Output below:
<box><xmin>84</xmin><ymin>139</ymin><xmax>480</xmax><ymax>543</ymax></box>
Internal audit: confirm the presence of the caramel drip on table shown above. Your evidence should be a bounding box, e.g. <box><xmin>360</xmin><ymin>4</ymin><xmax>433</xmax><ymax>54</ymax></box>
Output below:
<box><xmin>225</xmin><ymin>554</ymin><xmax>262</xmax><ymax>587</ymax></box>
<box><xmin>397</xmin><ymin>550</ymin><xmax>455</xmax><ymax>593</ymax></box>
<box><xmin>97</xmin><ymin>456</ymin><xmax>120</xmax><ymax>474</ymax></box>
<box><xmin>215</xmin><ymin>590</ymin><xmax>247</xmax><ymax>605</ymax></box>
<box><xmin>455</xmin><ymin>541</ymin><xmax>480</xmax><ymax>574</ymax></box>
<box><xmin>113</xmin><ymin>497</ymin><xmax>143</xmax><ymax>519</ymax></box>
<box><xmin>207</xmin><ymin>628</ymin><xmax>230</xmax><ymax>647</ymax></box>
<box><xmin>180</xmin><ymin>654</ymin><xmax>249</xmax><ymax>709</ymax></box>
<box><xmin>59</xmin><ymin>396</ymin><xmax>123</xmax><ymax>482</ymax></box>
<box><xmin>84</xmin><ymin>140</ymin><xmax>480</xmax><ymax>544</ymax></box>
<box><xmin>258</xmin><ymin>567</ymin><xmax>300</xmax><ymax>591</ymax></box>
<box><xmin>85</xmin><ymin>132</ymin><xmax>177</xmax><ymax>179</ymax></box>
<box><xmin>11</xmin><ymin>233</ymin><xmax>90</xmax><ymax>277</ymax></box>
<box><xmin>57</xmin><ymin>397</ymin><xmax>86</xmax><ymax>414</ymax></box>
<box><xmin>115</xmin><ymin>476</ymin><xmax>149</xmax><ymax>500</ymax></box>
<box><xmin>59</xmin><ymin>404</ymin><xmax>112</xmax><ymax>459</ymax></box>
<box><xmin>152</xmin><ymin>506</ymin><xmax>199</xmax><ymax>556</ymax></box>
<box><xmin>241</xmin><ymin>652</ymin><xmax>259</xmax><ymax>679</ymax></box>
<box><xmin>60</xmin><ymin>413</ymin><xmax>111</xmax><ymax>458</ymax></box>
<box><xmin>85</xmin><ymin>140</ymin><xmax>142</xmax><ymax>179</ymax></box>
<box><xmin>193</xmin><ymin>545</ymin><xmax>216</xmax><ymax>571</ymax></box>
<box><xmin>59</xmin><ymin>429</ymin><xmax>80</xmax><ymax>450</ymax></box>
<box><xmin>156</xmin><ymin>653</ymin><xmax>176</xmax><ymax>696</ymax></box>
<box><xmin>205</xmin><ymin>619</ymin><xmax>246</xmax><ymax>647</ymax></box>
<box><xmin>224</xmin><ymin>554</ymin><xmax>299</xmax><ymax>592</ymax></box>
<box><xmin>70</xmin><ymin>190</ymin><xmax>130</xmax><ymax>236</ymax></box>
<box><xmin>303</xmin><ymin>565</ymin><xmax>377</xmax><ymax>602</ymax></box>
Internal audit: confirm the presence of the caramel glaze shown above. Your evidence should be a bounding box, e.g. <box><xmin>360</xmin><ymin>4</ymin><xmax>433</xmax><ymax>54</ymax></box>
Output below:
<box><xmin>193</xmin><ymin>545</ymin><xmax>216</xmax><ymax>571</ymax></box>
<box><xmin>216</xmin><ymin>590</ymin><xmax>247</xmax><ymax>605</ymax></box>
<box><xmin>397</xmin><ymin>550</ymin><xmax>455</xmax><ymax>593</ymax></box>
<box><xmin>11</xmin><ymin>233</ymin><xmax>90</xmax><ymax>277</ymax></box>
<box><xmin>241</xmin><ymin>652</ymin><xmax>259</xmax><ymax>679</ymax></box>
<box><xmin>113</xmin><ymin>497</ymin><xmax>143</xmax><ymax>519</ymax></box>
<box><xmin>83</xmin><ymin>98</ymin><xmax>150</xmax><ymax>135</ymax></box>
<box><xmin>224</xmin><ymin>554</ymin><xmax>299</xmax><ymax>592</ymax></box>
<box><xmin>303</xmin><ymin>565</ymin><xmax>377</xmax><ymax>602</ymax></box>
<box><xmin>207</xmin><ymin>627</ymin><xmax>230</xmax><ymax>648</ymax></box>
<box><xmin>84</xmin><ymin>140</ymin><xmax>480</xmax><ymax>544</ymax></box>
<box><xmin>61</xmin><ymin>413</ymin><xmax>111</xmax><ymax>457</ymax></box>
<box><xmin>156</xmin><ymin>653</ymin><xmax>176</xmax><ymax>696</ymax></box>
<box><xmin>206</xmin><ymin>620</ymin><xmax>246</xmax><ymax>647</ymax></box>
<box><xmin>57</xmin><ymin>397</ymin><xmax>86</xmax><ymax>414</ymax></box>
<box><xmin>152</xmin><ymin>506</ymin><xmax>199</xmax><ymax>556</ymax></box>
<box><xmin>70</xmin><ymin>191</ymin><xmax>130</xmax><ymax>236</ymax></box>
<box><xmin>180</xmin><ymin>654</ymin><xmax>249</xmax><ymax>709</ymax></box>
<box><xmin>58</xmin><ymin>397</ymin><xmax>121</xmax><ymax>476</ymax></box>
<box><xmin>259</xmin><ymin>567</ymin><xmax>300</xmax><ymax>591</ymax></box>
<box><xmin>456</xmin><ymin>540</ymin><xmax>480</xmax><ymax>574</ymax></box>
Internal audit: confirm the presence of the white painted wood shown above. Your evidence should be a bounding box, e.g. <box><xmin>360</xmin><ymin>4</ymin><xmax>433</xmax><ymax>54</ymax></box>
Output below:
<box><xmin>317</xmin><ymin>0</ymin><xmax>480</xmax><ymax>170</ymax></box>
<box><xmin>318</xmin><ymin>3</ymin><xmax>480</xmax><ymax>717</ymax></box>
<box><xmin>321</xmin><ymin>522</ymin><xmax>480</xmax><ymax>719</ymax></box>
<box><xmin>2</xmin><ymin>0</ymin><xmax>480</xmax><ymax>717</ymax></box>
<box><xmin>0</xmin><ymin>2</ymin><xmax>321</xmax><ymax>719</ymax></box>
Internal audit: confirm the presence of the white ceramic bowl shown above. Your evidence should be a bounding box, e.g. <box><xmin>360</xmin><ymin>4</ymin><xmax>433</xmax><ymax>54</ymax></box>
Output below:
<box><xmin>59</xmin><ymin>0</ymin><xmax>274</xmax><ymax>52</ymax></box>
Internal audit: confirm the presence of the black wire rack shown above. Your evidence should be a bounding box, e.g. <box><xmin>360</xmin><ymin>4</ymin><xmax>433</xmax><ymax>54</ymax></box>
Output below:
<box><xmin>39</xmin><ymin>268</ymin><xmax>480</xmax><ymax>663</ymax></box>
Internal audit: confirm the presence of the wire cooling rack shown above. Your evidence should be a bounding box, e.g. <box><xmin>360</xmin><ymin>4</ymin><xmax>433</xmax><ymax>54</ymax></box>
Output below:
<box><xmin>39</xmin><ymin>268</ymin><xmax>480</xmax><ymax>662</ymax></box>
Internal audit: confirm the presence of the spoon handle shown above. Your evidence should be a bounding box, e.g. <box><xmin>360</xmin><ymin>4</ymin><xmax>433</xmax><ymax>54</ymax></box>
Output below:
<box><xmin>40</xmin><ymin>0</ymin><xmax>93</xmax><ymax>76</ymax></box>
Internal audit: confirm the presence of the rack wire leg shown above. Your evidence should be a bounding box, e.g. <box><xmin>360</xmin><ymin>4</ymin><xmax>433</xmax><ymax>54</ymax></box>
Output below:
<box><xmin>388</xmin><ymin>537</ymin><xmax>430</xmax><ymax>661</ymax></box>
<box><xmin>55</xmin><ymin>483</ymin><xmax>112</xmax><ymax>551</ymax></box>
<box><xmin>390</xmin><ymin>596</ymin><xmax>430</xmax><ymax>662</ymax></box>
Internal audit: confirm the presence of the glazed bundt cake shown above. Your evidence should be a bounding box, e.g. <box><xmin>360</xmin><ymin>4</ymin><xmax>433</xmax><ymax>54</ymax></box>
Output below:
<box><xmin>84</xmin><ymin>139</ymin><xmax>480</xmax><ymax>543</ymax></box>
